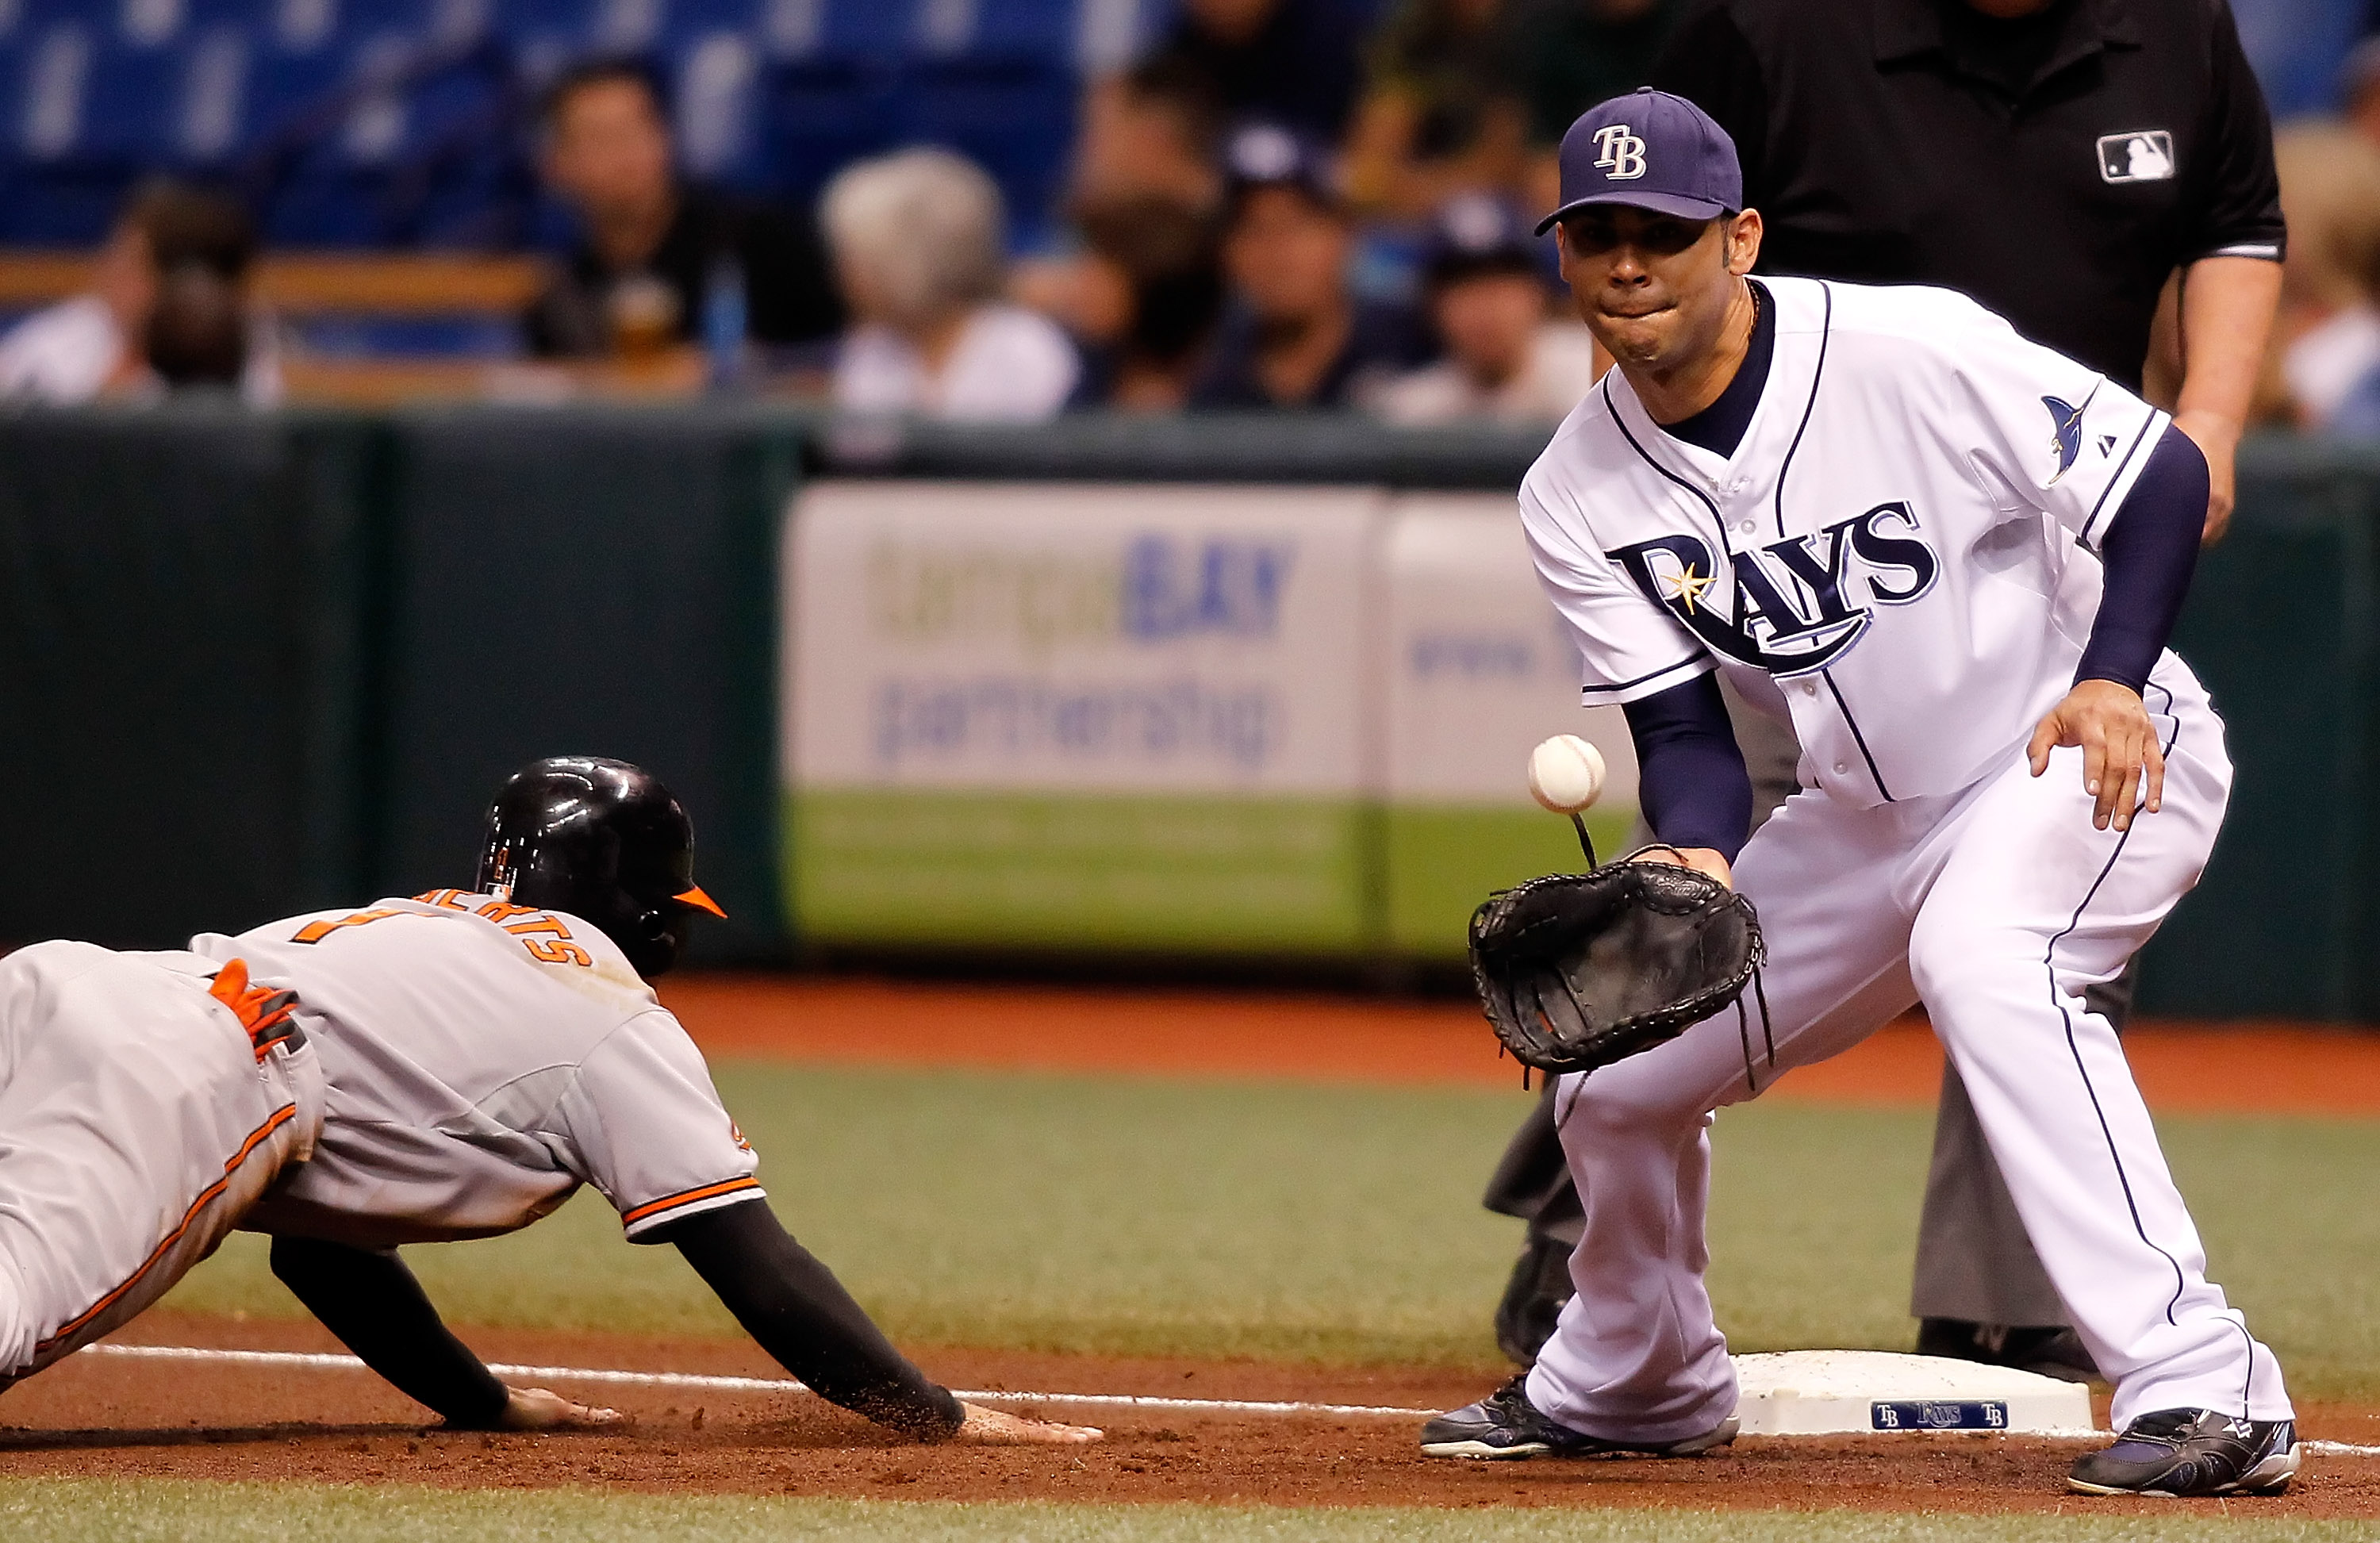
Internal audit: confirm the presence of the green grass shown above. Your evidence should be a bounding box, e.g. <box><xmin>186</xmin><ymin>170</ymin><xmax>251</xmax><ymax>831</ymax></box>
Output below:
<box><xmin>163</xmin><ymin>1062</ymin><xmax>2380</xmax><ymax>1399</ymax></box>
<box><xmin>6</xmin><ymin>1479</ymin><xmax>2375</xmax><ymax>1542</ymax></box>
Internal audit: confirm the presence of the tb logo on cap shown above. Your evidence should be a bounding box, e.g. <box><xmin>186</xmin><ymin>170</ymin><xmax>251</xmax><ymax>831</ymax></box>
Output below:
<box><xmin>1592</xmin><ymin>125</ymin><xmax>1649</xmax><ymax>180</ymax></box>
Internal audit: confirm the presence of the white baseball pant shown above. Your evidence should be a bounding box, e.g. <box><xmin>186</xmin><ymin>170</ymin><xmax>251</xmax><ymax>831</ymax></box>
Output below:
<box><xmin>1526</xmin><ymin>662</ymin><xmax>2292</xmax><ymax>1438</ymax></box>
<box><xmin>0</xmin><ymin>941</ymin><xmax>324</xmax><ymax>1388</ymax></box>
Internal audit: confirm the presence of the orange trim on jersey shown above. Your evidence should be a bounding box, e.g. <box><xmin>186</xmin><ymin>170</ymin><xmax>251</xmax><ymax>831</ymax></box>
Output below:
<box><xmin>36</xmin><ymin>1103</ymin><xmax>300</xmax><ymax>1354</ymax></box>
<box><xmin>620</xmin><ymin>1176</ymin><xmax>762</xmax><ymax>1229</ymax></box>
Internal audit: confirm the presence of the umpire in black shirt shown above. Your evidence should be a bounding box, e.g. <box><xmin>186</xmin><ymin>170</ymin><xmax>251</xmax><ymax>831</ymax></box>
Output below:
<box><xmin>1485</xmin><ymin>0</ymin><xmax>2284</xmax><ymax>1379</ymax></box>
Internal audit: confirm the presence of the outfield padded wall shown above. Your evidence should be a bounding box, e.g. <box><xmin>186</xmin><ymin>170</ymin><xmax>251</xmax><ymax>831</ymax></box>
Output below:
<box><xmin>2136</xmin><ymin>438</ymin><xmax>2380</xmax><ymax>1019</ymax></box>
<box><xmin>0</xmin><ymin>406</ymin><xmax>386</xmax><ymax>947</ymax></box>
<box><xmin>370</xmin><ymin>405</ymin><xmax>800</xmax><ymax>961</ymax></box>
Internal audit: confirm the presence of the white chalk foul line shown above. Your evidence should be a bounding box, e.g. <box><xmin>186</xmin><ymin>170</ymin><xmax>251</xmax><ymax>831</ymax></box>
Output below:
<box><xmin>71</xmin><ymin>1346</ymin><xmax>2380</xmax><ymax>1454</ymax></box>
<box><xmin>75</xmin><ymin>1343</ymin><xmax>1438</xmax><ymax>1420</ymax></box>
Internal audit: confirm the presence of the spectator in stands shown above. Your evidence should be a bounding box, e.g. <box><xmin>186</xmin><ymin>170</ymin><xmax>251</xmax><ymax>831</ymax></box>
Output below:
<box><xmin>1124</xmin><ymin>0</ymin><xmax>1374</xmax><ymax>145</ymax></box>
<box><xmin>1065</xmin><ymin>197</ymin><xmax>1230</xmax><ymax>411</ymax></box>
<box><xmin>524</xmin><ymin>60</ymin><xmax>841</xmax><ymax>365</ymax></box>
<box><xmin>2269</xmin><ymin>123</ymin><xmax>2380</xmax><ymax>427</ymax></box>
<box><xmin>1019</xmin><ymin>56</ymin><xmax>1226</xmax><ymax>402</ymax></box>
<box><xmin>1371</xmin><ymin>193</ymin><xmax>1595</xmax><ymax>424</ymax></box>
<box><xmin>1073</xmin><ymin>57</ymin><xmax>1229</xmax><ymax>217</ymax></box>
<box><xmin>2267</xmin><ymin>52</ymin><xmax>2380</xmax><ymax>428</ymax></box>
<box><xmin>1188</xmin><ymin>125</ymin><xmax>1429</xmax><ymax>409</ymax></box>
<box><xmin>2344</xmin><ymin>35</ymin><xmax>2380</xmax><ymax>149</ymax></box>
<box><xmin>1507</xmin><ymin>0</ymin><xmax>1683</xmax><ymax>213</ymax></box>
<box><xmin>823</xmin><ymin>149</ymin><xmax>1081</xmax><ymax>421</ymax></box>
<box><xmin>1342</xmin><ymin>0</ymin><xmax>1530</xmax><ymax>217</ymax></box>
<box><xmin>0</xmin><ymin>180</ymin><xmax>279</xmax><ymax>405</ymax></box>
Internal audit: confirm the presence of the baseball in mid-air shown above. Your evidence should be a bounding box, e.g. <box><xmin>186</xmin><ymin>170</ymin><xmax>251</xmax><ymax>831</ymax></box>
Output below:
<box><xmin>1527</xmin><ymin>735</ymin><xmax>1606</xmax><ymax>814</ymax></box>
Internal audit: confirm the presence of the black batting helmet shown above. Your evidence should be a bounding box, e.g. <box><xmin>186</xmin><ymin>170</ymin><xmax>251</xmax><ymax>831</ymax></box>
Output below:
<box><xmin>474</xmin><ymin>756</ymin><xmax>726</xmax><ymax>980</ymax></box>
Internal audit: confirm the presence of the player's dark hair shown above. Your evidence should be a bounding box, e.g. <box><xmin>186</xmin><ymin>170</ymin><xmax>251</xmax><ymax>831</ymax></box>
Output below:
<box><xmin>119</xmin><ymin>178</ymin><xmax>255</xmax><ymax>281</ymax></box>
<box><xmin>145</xmin><ymin>267</ymin><xmax>248</xmax><ymax>386</ymax></box>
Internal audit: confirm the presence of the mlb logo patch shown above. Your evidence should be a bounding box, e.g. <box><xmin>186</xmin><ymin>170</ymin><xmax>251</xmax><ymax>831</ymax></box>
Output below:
<box><xmin>2098</xmin><ymin>131</ymin><xmax>2175</xmax><ymax>183</ymax></box>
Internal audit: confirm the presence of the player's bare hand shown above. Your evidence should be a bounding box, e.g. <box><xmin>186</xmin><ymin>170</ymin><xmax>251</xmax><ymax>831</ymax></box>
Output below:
<box><xmin>2027</xmin><ymin>680</ymin><xmax>2163</xmax><ymax>832</ymax></box>
<box><xmin>493</xmin><ymin>1386</ymin><xmax>625</xmax><ymax>1430</ymax></box>
<box><xmin>954</xmin><ymin>1402</ymin><xmax>1104</xmax><ymax>1445</ymax></box>
<box><xmin>1633</xmin><ymin>845</ymin><xmax>1734</xmax><ymax>888</ymax></box>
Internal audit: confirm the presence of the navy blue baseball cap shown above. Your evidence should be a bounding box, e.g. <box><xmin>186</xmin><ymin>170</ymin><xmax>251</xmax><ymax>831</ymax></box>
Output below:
<box><xmin>1223</xmin><ymin>121</ymin><xmax>1343</xmax><ymax>211</ymax></box>
<box><xmin>1535</xmin><ymin>87</ymin><xmax>1744</xmax><ymax>236</ymax></box>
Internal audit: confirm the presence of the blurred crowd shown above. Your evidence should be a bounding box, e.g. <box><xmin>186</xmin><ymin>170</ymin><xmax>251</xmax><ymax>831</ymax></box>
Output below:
<box><xmin>9</xmin><ymin>0</ymin><xmax>2380</xmax><ymax>434</ymax></box>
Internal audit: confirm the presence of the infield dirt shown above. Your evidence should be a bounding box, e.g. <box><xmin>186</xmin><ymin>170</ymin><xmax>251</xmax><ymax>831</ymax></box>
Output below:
<box><xmin>2</xmin><ymin>1311</ymin><xmax>2374</xmax><ymax>1518</ymax></box>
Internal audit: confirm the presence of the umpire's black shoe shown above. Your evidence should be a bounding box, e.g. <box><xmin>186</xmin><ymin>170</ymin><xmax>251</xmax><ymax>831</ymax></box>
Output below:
<box><xmin>1420</xmin><ymin>1376</ymin><xmax>1740</xmax><ymax>1460</ymax></box>
<box><xmin>1493</xmin><ymin>1234</ymin><xmax>1576</xmax><ymax>1367</ymax></box>
<box><xmin>2067</xmin><ymin>1408</ymin><xmax>2301</xmax><ymax>1497</ymax></box>
<box><xmin>1916</xmin><ymin>1317</ymin><xmax>2100</xmax><ymax>1384</ymax></box>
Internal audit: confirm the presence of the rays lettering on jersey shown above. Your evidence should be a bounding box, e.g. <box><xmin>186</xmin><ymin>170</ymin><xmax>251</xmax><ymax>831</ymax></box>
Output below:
<box><xmin>1609</xmin><ymin>502</ymin><xmax>1940</xmax><ymax>677</ymax></box>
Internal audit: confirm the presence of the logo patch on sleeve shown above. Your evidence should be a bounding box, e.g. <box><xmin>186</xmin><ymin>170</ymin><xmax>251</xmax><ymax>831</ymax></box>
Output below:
<box><xmin>2042</xmin><ymin>395</ymin><xmax>2085</xmax><ymax>482</ymax></box>
<box><xmin>2097</xmin><ymin>130</ymin><xmax>2175</xmax><ymax>183</ymax></box>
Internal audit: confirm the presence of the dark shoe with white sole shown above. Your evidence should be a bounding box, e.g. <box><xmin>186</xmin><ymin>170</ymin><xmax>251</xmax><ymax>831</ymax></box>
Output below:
<box><xmin>1420</xmin><ymin>1376</ymin><xmax>1740</xmax><ymax>1460</ymax></box>
<box><xmin>2067</xmin><ymin>1407</ymin><xmax>2301</xmax><ymax>1497</ymax></box>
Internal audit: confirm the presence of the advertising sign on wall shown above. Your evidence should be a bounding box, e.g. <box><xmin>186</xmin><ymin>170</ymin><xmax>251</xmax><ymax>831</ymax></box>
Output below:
<box><xmin>785</xmin><ymin>482</ymin><xmax>1384</xmax><ymax>951</ymax></box>
<box><xmin>1380</xmin><ymin>494</ymin><xmax>1640</xmax><ymax>956</ymax></box>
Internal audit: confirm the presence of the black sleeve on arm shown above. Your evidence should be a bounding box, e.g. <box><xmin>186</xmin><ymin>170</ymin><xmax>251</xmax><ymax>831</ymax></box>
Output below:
<box><xmin>656</xmin><ymin>1199</ymin><xmax>965</xmax><ymax>1441</ymax></box>
<box><xmin>2075</xmin><ymin>424</ymin><xmax>2209</xmax><ymax>693</ymax></box>
<box><xmin>269</xmin><ymin>1235</ymin><xmax>509</xmax><ymax>1428</ymax></box>
<box><xmin>2182</xmin><ymin>0</ymin><xmax>2286</xmax><ymax>263</ymax></box>
<box><xmin>1623</xmin><ymin>670</ymin><xmax>1756</xmax><ymax>862</ymax></box>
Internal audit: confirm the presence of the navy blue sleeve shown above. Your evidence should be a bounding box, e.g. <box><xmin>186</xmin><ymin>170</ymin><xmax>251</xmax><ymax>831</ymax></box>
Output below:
<box><xmin>1623</xmin><ymin>672</ymin><xmax>1756</xmax><ymax>862</ymax></box>
<box><xmin>2074</xmin><ymin>424</ymin><xmax>2208</xmax><ymax>693</ymax></box>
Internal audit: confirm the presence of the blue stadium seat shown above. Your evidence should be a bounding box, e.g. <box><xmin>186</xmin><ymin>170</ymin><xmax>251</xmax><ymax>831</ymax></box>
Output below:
<box><xmin>667</xmin><ymin>23</ymin><xmax>763</xmax><ymax>184</ymax></box>
<box><xmin>893</xmin><ymin>0</ymin><xmax>1081</xmax><ymax>241</ymax></box>
<box><xmin>763</xmin><ymin>52</ymin><xmax>893</xmax><ymax>207</ymax></box>
<box><xmin>254</xmin><ymin>27</ymin><xmax>525</xmax><ymax>245</ymax></box>
<box><xmin>896</xmin><ymin>56</ymin><xmax>1075</xmax><ymax>242</ymax></box>
<box><xmin>0</xmin><ymin>0</ymin><xmax>1121</xmax><ymax>248</ymax></box>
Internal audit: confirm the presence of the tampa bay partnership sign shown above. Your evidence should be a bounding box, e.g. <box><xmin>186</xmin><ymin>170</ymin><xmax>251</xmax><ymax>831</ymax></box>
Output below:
<box><xmin>781</xmin><ymin>482</ymin><xmax>1636</xmax><ymax>954</ymax></box>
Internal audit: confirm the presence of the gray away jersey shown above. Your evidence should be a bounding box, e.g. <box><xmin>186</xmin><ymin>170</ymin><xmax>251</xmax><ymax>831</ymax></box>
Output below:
<box><xmin>187</xmin><ymin>892</ymin><xmax>760</xmax><ymax>1249</ymax></box>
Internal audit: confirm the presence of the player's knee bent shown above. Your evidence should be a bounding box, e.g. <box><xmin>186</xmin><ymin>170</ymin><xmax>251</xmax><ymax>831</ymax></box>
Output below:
<box><xmin>1556</xmin><ymin>1063</ymin><xmax>1709</xmax><ymax>1146</ymax></box>
<box><xmin>1906</xmin><ymin>919</ymin><xmax>2046</xmax><ymax>1017</ymax></box>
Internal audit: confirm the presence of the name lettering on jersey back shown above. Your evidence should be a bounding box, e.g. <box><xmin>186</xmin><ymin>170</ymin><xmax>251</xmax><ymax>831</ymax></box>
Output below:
<box><xmin>290</xmin><ymin>893</ymin><xmax>594</xmax><ymax>969</ymax></box>
<box><xmin>1610</xmin><ymin>503</ymin><xmax>1940</xmax><ymax>677</ymax></box>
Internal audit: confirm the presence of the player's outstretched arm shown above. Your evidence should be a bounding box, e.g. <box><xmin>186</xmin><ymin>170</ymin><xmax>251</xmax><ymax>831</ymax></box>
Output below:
<box><xmin>657</xmin><ymin>1198</ymin><xmax>1100</xmax><ymax>1445</ymax></box>
<box><xmin>267</xmin><ymin>1235</ymin><xmax>621</xmax><ymax>1430</ymax></box>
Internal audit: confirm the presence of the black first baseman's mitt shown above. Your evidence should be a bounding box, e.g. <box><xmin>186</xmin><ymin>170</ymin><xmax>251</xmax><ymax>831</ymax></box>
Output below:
<box><xmin>1469</xmin><ymin>856</ymin><xmax>1768</xmax><ymax>1081</ymax></box>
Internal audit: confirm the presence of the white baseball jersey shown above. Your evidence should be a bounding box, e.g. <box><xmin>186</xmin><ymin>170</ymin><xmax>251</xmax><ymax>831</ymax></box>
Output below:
<box><xmin>1519</xmin><ymin>274</ymin><xmax>2171</xmax><ymax>807</ymax></box>
<box><xmin>186</xmin><ymin>892</ymin><xmax>760</xmax><ymax>1249</ymax></box>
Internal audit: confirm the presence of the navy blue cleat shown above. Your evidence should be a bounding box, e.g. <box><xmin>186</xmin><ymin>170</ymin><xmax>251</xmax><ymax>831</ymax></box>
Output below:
<box><xmin>2067</xmin><ymin>1408</ymin><xmax>2301</xmax><ymax>1497</ymax></box>
<box><xmin>1419</xmin><ymin>1376</ymin><xmax>1740</xmax><ymax>1460</ymax></box>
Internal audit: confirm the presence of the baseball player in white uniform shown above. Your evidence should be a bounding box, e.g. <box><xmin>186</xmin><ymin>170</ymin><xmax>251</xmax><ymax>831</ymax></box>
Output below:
<box><xmin>1418</xmin><ymin>91</ymin><xmax>2298</xmax><ymax>1497</ymax></box>
<box><xmin>0</xmin><ymin>757</ymin><xmax>1096</xmax><ymax>1448</ymax></box>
